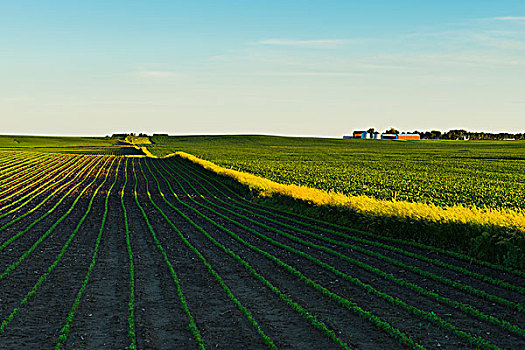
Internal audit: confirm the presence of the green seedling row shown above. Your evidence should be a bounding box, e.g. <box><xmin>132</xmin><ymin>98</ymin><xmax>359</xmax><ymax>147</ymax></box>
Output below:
<box><xmin>144</xmin><ymin>159</ymin><xmax>425</xmax><ymax>350</ymax></box>
<box><xmin>120</xmin><ymin>158</ymin><xmax>137</xmax><ymax>350</ymax></box>
<box><xmin>135</xmin><ymin>159</ymin><xmax>277</xmax><ymax>350</ymax></box>
<box><xmin>0</xmin><ymin>155</ymin><xmax>79</xmax><ymax>204</ymax></box>
<box><xmin>0</xmin><ymin>155</ymin><xmax>94</xmax><ymax>215</ymax></box>
<box><xmin>0</xmin><ymin>157</ymin><xmax>114</xmax><ymax>334</ymax></box>
<box><xmin>156</xmin><ymin>159</ymin><xmax>504</xmax><ymax>349</ymax></box>
<box><xmin>0</xmin><ymin>157</ymin><xmax>109</xmax><ymax>279</ymax></box>
<box><xmin>147</xmin><ymin>160</ymin><xmax>352</xmax><ymax>349</ymax></box>
<box><xmin>0</xmin><ymin>157</ymin><xmax>100</xmax><ymax>246</ymax></box>
<box><xmin>175</xmin><ymin>157</ymin><xmax>525</xmax><ymax>280</ymax></box>
<box><xmin>0</xmin><ymin>152</ymin><xmax>45</xmax><ymax>177</ymax></box>
<box><xmin>164</xmin><ymin>159</ymin><xmax>525</xmax><ymax>338</ymax></box>
<box><xmin>56</xmin><ymin>158</ymin><xmax>122</xmax><ymax>349</ymax></box>
<box><xmin>0</xmin><ymin>153</ymin><xmax>59</xmax><ymax>188</ymax></box>
<box><xmin>131</xmin><ymin>160</ymin><xmax>205</xmax><ymax>350</ymax></box>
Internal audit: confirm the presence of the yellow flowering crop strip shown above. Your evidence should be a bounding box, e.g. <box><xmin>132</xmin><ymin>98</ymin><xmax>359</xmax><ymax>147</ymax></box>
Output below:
<box><xmin>176</xmin><ymin>158</ymin><xmax>525</xmax><ymax>278</ymax></box>
<box><xmin>172</xmin><ymin>152</ymin><xmax>525</xmax><ymax>234</ymax></box>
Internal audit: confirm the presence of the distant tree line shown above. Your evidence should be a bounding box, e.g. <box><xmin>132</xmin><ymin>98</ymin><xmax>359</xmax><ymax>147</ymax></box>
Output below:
<box><xmin>111</xmin><ymin>132</ymin><xmax>149</xmax><ymax>138</ymax></box>
<box><xmin>364</xmin><ymin>128</ymin><xmax>524</xmax><ymax>140</ymax></box>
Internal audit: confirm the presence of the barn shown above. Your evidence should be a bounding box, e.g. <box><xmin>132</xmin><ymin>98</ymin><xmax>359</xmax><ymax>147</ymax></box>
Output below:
<box><xmin>397</xmin><ymin>134</ymin><xmax>421</xmax><ymax>140</ymax></box>
<box><xmin>353</xmin><ymin>131</ymin><xmax>369</xmax><ymax>139</ymax></box>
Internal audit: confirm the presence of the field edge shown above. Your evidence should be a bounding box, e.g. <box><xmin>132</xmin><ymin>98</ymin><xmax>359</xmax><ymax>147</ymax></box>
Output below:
<box><xmin>170</xmin><ymin>151</ymin><xmax>525</xmax><ymax>270</ymax></box>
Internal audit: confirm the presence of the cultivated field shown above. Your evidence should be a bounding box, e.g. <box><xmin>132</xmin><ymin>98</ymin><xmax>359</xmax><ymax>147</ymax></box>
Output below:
<box><xmin>0</xmin><ymin>150</ymin><xmax>524</xmax><ymax>349</ymax></box>
<box><xmin>147</xmin><ymin>135</ymin><xmax>525</xmax><ymax>211</ymax></box>
<box><xmin>0</xmin><ymin>135</ymin><xmax>145</xmax><ymax>156</ymax></box>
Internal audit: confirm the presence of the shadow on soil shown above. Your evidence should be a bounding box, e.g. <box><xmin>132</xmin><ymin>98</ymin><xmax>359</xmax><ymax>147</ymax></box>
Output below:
<box><xmin>182</xmin><ymin>158</ymin><xmax>525</xmax><ymax>271</ymax></box>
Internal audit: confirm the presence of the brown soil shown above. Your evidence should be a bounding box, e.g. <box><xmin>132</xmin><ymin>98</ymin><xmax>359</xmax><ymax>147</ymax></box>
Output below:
<box><xmin>0</xmin><ymin>154</ymin><xmax>524</xmax><ymax>349</ymax></box>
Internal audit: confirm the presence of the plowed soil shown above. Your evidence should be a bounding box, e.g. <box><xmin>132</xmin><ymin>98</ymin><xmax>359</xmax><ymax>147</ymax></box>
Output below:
<box><xmin>0</xmin><ymin>152</ymin><xmax>524</xmax><ymax>349</ymax></box>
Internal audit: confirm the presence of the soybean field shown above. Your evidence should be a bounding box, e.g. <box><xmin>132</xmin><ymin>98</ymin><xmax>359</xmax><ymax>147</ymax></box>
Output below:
<box><xmin>0</xmin><ymin>151</ymin><xmax>524</xmax><ymax>349</ymax></box>
<box><xmin>147</xmin><ymin>135</ymin><xmax>525</xmax><ymax>211</ymax></box>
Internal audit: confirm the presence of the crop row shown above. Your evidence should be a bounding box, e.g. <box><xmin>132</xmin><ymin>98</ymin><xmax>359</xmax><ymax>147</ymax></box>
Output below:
<box><xmin>141</xmin><ymin>159</ymin><xmax>355</xmax><ymax>348</ymax></box>
<box><xmin>0</xmin><ymin>156</ymin><xmax>101</xmax><ymax>241</ymax></box>
<box><xmin>164</xmin><ymin>158</ymin><xmax>525</xmax><ymax>336</ymax></box>
<box><xmin>0</xmin><ymin>155</ymin><xmax>96</xmax><ymax>215</ymax></box>
<box><xmin>0</xmin><ymin>154</ymin><xmax>80</xmax><ymax>205</ymax></box>
<box><xmin>56</xmin><ymin>158</ymin><xmax>122</xmax><ymax>348</ymax></box>
<box><xmin>0</xmin><ymin>152</ymin><xmax>46</xmax><ymax>178</ymax></box>
<box><xmin>0</xmin><ymin>157</ymin><xmax>115</xmax><ymax>334</ymax></box>
<box><xmin>154</xmin><ymin>156</ymin><xmax>524</xmax><ymax>348</ymax></box>
<box><xmin>130</xmin><ymin>160</ymin><xmax>205</xmax><ymax>349</ymax></box>
<box><xmin>135</xmin><ymin>159</ymin><xmax>283</xmax><ymax>348</ymax></box>
<box><xmin>0</xmin><ymin>157</ymin><xmax>110</xmax><ymax>281</ymax></box>
<box><xmin>175</xmin><ymin>155</ymin><xmax>525</xmax><ymax>280</ymax></box>
<box><xmin>1</xmin><ymin>151</ymin><xmax>523</xmax><ymax>349</ymax></box>
<box><xmin>0</xmin><ymin>153</ymin><xmax>62</xmax><ymax>189</ymax></box>
<box><xmin>119</xmin><ymin>158</ymin><xmax>137</xmax><ymax>350</ymax></box>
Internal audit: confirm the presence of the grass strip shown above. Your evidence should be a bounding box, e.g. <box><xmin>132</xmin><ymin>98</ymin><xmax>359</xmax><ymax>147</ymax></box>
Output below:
<box><xmin>172</xmin><ymin>152</ymin><xmax>525</xmax><ymax>238</ymax></box>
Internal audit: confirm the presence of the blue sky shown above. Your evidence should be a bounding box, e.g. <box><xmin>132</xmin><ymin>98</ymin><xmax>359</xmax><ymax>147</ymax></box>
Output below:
<box><xmin>1</xmin><ymin>1</ymin><xmax>524</xmax><ymax>136</ymax></box>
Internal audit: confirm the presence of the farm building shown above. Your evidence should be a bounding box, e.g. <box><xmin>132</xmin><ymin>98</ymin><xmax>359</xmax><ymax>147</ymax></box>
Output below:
<box><xmin>343</xmin><ymin>131</ymin><xmax>421</xmax><ymax>140</ymax></box>
<box><xmin>398</xmin><ymin>134</ymin><xmax>421</xmax><ymax>140</ymax></box>
<box><xmin>353</xmin><ymin>130</ymin><xmax>368</xmax><ymax>139</ymax></box>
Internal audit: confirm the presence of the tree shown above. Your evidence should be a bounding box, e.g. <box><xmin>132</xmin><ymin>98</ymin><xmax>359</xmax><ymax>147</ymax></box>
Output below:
<box><xmin>429</xmin><ymin>130</ymin><xmax>442</xmax><ymax>139</ymax></box>
<box><xmin>385</xmin><ymin>127</ymin><xmax>399</xmax><ymax>134</ymax></box>
<box><xmin>367</xmin><ymin>128</ymin><xmax>375</xmax><ymax>134</ymax></box>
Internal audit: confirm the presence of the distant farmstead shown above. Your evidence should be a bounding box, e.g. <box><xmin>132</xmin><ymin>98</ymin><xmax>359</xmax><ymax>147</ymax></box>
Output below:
<box><xmin>343</xmin><ymin>131</ymin><xmax>421</xmax><ymax>140</ymax></box>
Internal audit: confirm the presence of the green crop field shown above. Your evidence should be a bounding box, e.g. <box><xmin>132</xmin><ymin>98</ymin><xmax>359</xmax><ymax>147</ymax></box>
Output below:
<box><xmin>0</xmin><ymin>135</ymin><xmax>144</xmax><ymax>156</ymax></box>
<box><xmin>0</xmin><ymin>135</ymin><xmax>524</xmax><ymax>349</ymax></box>
<box><xmin>1</xmin><ymin>149</ymin><xmax>524</xmax><ymax>349</ymax></box>
<box><xmin>147</xmin><ymin>135</ymin><xmax>525</xmax><ymax>211</ymax></box>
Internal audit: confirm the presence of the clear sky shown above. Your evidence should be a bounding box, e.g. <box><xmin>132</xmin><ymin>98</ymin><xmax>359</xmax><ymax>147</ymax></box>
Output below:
<box><xmin>1</xmin><ymin>1</ymin><xmax>524</xmax><ymax>136</ymax></box>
